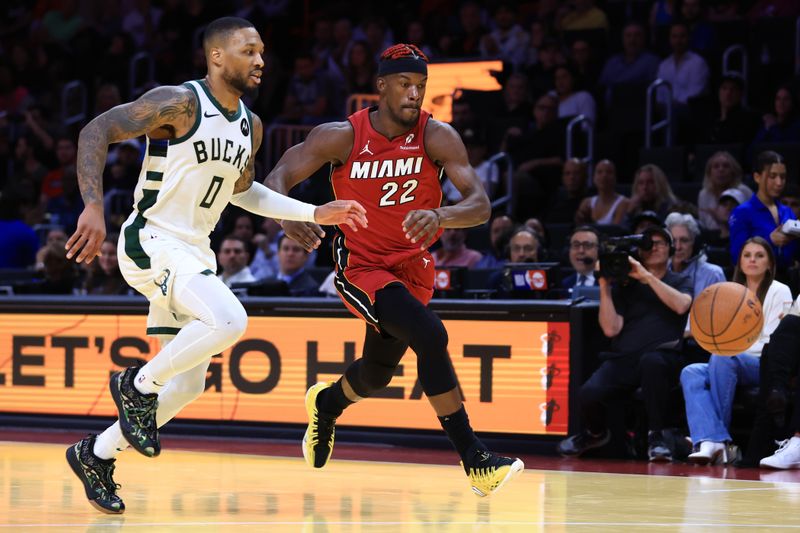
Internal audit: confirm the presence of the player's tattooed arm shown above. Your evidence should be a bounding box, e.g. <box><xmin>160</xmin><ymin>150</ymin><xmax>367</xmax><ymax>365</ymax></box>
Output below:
<box><xmin>233</xmin><ymin>113</ymin><xmax>263</xmax><ymax>194</ymax></box>
<box><xmin>77</xmin><ymin>85</ymin><xmax>196</xmax><ymax>205</ymax></box>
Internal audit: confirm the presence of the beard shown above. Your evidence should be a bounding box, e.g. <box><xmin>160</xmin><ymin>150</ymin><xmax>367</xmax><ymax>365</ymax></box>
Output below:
<box><xmin>387</xmin><ymin>104</ymin><xmax>419</xmax><ymax>128</ymax></box>
<box><xmin>225</xmin><ymin>69</ymin><xmax>260</xmax><ymax>99</ymax></box>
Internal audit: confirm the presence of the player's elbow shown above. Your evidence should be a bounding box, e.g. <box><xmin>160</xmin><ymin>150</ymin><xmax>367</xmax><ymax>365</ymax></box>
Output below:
<box><xmin>475</xmin><ymin>194</ymin><xmax>491</xmax><ymax>224</ymax></box>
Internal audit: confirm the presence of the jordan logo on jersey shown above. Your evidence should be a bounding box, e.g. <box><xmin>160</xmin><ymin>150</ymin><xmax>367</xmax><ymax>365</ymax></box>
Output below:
<box><xmin>350</xmin><ymin>157</ymin><xmax>423</xmax><ymax>179</ymax></box>
<box><xmin>422</xmin><ymin>257</ymin><xmax>430</xmax><ymax>268</ymax></box>
<box><xmin>359</xmin><ymin>140</ymin><xmax>374</xmax><ymax>156</ymax></box>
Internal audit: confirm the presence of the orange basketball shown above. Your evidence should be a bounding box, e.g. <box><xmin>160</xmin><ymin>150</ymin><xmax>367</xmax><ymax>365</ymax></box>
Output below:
<box><xmin>690</xmin><ymin>282</ymin><xmax>763</xmax><ymax>356</ymax></box>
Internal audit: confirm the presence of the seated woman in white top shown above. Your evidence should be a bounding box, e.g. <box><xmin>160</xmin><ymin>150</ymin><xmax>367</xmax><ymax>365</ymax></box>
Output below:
<box><xmin>552</xmin><ymin>64</ymin><xmax>596</xmax><ymax>124</ymax></box>
<box><xmin>575</xmin><ymin>159</ymin><xmax>630</xmax><ymax>225</ymax></box>
<box><xmin>680</xmin><ymin>236</ymin><xmax>793</xmax><ymax>465</ymax></box>
<box><xmin>697</xmin><ymin>151</ymin><xmax>753</xmax><ymax>231</ymax></box>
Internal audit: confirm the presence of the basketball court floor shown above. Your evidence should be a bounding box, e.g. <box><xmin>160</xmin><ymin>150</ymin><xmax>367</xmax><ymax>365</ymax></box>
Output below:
<box><xmin>3</xmin><ymin>431</ymin><xmax>800</xmax><ymax>531</ymax></box>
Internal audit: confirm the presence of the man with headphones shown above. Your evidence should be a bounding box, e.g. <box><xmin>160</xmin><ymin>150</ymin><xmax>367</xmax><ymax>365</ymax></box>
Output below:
<box><xmin>665</xmin><ymin>212</ymin><xmax>725</xmax><ymax>298</ymax></box>
<box><xmin>557</xmin><ymin>223</ymin><xmax>694</xmax><ymax>462</ymax></box>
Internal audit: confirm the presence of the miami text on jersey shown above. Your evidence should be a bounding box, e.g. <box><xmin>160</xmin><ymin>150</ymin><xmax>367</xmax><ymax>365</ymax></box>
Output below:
<box><xmin>349</xmin><ymin>157</ymin><xmax>424</xmax><ymax>179</ymax></box>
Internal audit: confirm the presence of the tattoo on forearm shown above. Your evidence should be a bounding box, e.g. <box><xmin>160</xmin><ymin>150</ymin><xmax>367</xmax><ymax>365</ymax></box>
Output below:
<box><xmin>234</xmin><ymin>115</ymin><xmax>262</xmax><ymax>194</ymax></box>
<box><xmin>76</xmin><ymin>86</ymin><xmax>197</xmax><ymax>206</ymax></box>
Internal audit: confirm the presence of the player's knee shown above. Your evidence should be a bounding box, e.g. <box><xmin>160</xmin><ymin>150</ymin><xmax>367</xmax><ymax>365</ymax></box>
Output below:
<box><xmin>360</xmin><ymin>361</ymin><xmax>396</xmax><ymax>391</ymax></box>
<box><xmin>214</xmin><ymin>301</ymin><xmax>248</xmax><ymax>340</ymax></box>
<box><xmin>422</xmin><ymin>317</ymin><xmax>448</xmax><ymax>355</ymax></box>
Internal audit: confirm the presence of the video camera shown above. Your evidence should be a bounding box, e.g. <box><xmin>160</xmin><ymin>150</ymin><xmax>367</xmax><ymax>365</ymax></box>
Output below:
<box><xmin>598</xmin><ymin>233</ymin><xmax>654</xmax><ymax>283</ymax></box>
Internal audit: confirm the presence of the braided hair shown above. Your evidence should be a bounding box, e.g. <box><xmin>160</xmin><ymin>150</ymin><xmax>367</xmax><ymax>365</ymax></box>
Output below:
<box><xmin>377</xmin><ymin>43</ymin><xmax>429</xmax><ymax>76</ymax></box>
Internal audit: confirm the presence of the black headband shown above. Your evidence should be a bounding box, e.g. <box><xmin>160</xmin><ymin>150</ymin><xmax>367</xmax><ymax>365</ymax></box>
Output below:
<box><xmin>378</xmin><ymin>57</ymin><xmax>428</xmax><ymax>77</ymax></box>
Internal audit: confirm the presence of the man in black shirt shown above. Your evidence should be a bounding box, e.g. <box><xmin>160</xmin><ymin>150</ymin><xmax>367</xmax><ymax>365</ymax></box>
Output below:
<box><xmin>557</xmin><ymin>226</ymin><xmax>693</xmax><ymax>461</ymax></box>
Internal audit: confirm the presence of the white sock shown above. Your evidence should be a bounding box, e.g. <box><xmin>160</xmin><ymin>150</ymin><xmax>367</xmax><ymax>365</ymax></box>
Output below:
<box><xmin>93</xmin><ymin>422</ymin><xmax>130</xmax><ymax>460</ymax></box>
<box><xmin>133</xmin><ymin>365</ymin><xmax>166</xmax><ymax>395</ymax></box>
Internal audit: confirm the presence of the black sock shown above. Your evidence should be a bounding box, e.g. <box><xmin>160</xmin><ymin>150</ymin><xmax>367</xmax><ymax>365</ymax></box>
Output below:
<box><xmin>438</xmin><ymin>406</ymin><xmax>486</xmax><ymax>464</ymax></box>
<box><xmin>317</xmin><ymin>379</ymin><xmax>353</xmax><ymax>417</ymax></box>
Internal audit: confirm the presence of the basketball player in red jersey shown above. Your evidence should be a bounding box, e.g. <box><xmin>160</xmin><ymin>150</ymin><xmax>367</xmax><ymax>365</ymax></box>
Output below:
<box><xmin>265</xmin><ymin>44</ymin><xmax>524</xmax><ymax>496</ymax></box>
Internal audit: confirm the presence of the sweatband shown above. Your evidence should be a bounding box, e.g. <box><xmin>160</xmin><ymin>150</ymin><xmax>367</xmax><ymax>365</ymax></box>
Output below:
<box><xmin>230</xmin><ymin>181</ymin><xmax>316</xmax><ymax>222</ymax></box>
<box><xmin>377</xmin><ymin>57</ymin><xmax>428</xmax><ymax>77</ymax></box>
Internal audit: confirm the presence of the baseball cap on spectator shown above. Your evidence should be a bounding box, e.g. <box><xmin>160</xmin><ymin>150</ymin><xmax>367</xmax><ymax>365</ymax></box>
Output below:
<box><xmin>720</xmin><ymin>188</ymin><xmax>747</xmax><ymax>205</ymax></box>
<box><xmin>632</xmin><ymin>210</ymin><xmax>662</xmax><ymax>232</ymax></box>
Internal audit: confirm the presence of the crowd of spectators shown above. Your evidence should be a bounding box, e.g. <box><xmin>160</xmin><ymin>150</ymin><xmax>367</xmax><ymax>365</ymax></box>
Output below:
<box><xmin>5</xmin><ymin>0</ymin><xmax>800</xmax><ymax>467</ymax></box>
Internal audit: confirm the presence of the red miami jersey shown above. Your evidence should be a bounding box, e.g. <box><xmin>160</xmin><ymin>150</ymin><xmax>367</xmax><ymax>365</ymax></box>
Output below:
<box><xmin>331</xmin><ymin>106</ymin><xmax>444</xmax><ymax>269</ymax></box>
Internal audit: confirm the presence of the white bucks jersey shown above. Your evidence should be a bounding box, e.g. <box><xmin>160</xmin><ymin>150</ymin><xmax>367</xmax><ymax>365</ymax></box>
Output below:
<box><xmin>128</xmin><ymin>79</ymin><xmax>253</xmax><ymax>245</ymax></box>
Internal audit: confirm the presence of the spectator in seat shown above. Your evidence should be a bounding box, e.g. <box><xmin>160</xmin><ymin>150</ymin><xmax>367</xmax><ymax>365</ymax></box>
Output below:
<box><xmin>10</xmin><ymin>135</ymin><xmax>48</xmax><ymax>193</ymax></box>
<box><xmin>443</xmin><ymin>125</ymin><xmax>498</xmax><ymax>203</ymax></box>
<box><xmin>40</xmin><ymin>136</ymin><xmax>77</xmax><ymax>201</ymax></box>
<box><xmin>716</xmin><ymin>187</ymin><xmax>748</xmax><ymax>244</ymax></box>
<box><xmin>217</xmin><ymin>235</ymin><xmax>256</xmax><ymax>288</ymax></box>
<box><xmin>280</xmin><ymin>51</ymin><xmax>333</xmax><ymax>125</ymax></box>
<box><xmin>475</xmin><ymin>214</ymin><xmax>514</xmax><ymax>269</ymax></box>
<box><xmin>561</xmin><ymin>225</ymin><xmax>600</xmax><ymax>292</ymax></box>
<box><xmin>479</xmin><ymin>3</ymin><xmax>529</xmax><ymax>68</ymax></box>
<box><xmin>552</xmin><ymin>64</ymin><xmax>596</xmax><ymax>124</ymax></box>
<box><xmin>84</xmin><ymin>233</ymin><xmax>130</xmax><ymax>295</ymax></box>
<box><xmin>681</xmin><ymin>0</ymin><xmax>715</xmax><ymax>54</ymax></box>
<box><xmin>597</xmin><ymin>22</ymin><xmax>660</xmax><ymax>106</ymax></box>
<box><xmin>18</xmin><ymin>243</ymin><xmax>78</xmax><ymax>295</ymax></box>
<box><xmin>696</xmin><ymin>75</ymin><xmax>760</xmax><ymax>145</ymax></box>
<box><xmin>507</xmin><ymin>226</ymin><xmax>541</xmax><ymax>263</ymax></box>
<box><xmin>433</xmin><ymin>228</ymin><xmax>483</xmax><ymax>268</ymax></box>
<box><xmin>576</xmin><ymin>159</ymin><xmax>629</xmax><ymax>225</ymax></box>
<box><xmin>625</xmin><ymin>164</ymin><xmax>679</xmax><ymax>225</ymax></box>
<box><xmin>781</xmin><ymin>183</ymin><xmax>800</xmax><ymax>220</ymax></box>
<box><xmin>250</xmin><ymin>218</ymin><xmax>282</xmax><ymax>281</ymax></box>
<box><xmin>545</xmin><ymin>158</ymin><xmax>588</xmax><ymax>224</ymax></box>
<box><xmin>656</xmin><ymin>22</ymin><xmax>709</xmax><ymax>106</ymax></box>
<box><xmin>729</xmin><ymin>151</ymin><xmax>798</xmax><ymax>269</ymax></box>
<box><xmin>752</xmin><ymin>85</ymin><xmax>800</xmax><ymax>145</ymax></box>
<box><xmin>440</xmin><ymin>1</ymin><xmax>488</xmax><ymax>58</ymax></box>
<box><xmin>665</xmin><ymin>212</ymin><xmax>725</xmax><ymax>297</ymax></box>
<box><xmin>697</xmin><ymin>151</ymin><xmax>752</xmax><ymax>231</ymax></box>
<box><xmin>569</xmin><ymin>39</ymin><xmax>601</xmax><ymax>89</ymax></box>
<box><xmin>492</xmin><ymin>73</ymin><xmax>531</xmax><ymax>121</ymax></box>
<box><xmin>506</xmin><ymin>93</ymin><xmax>565</xmax><ymax>220</ymax></box>
<box><xmin>681</xmin><ymin>237</ymin><xmax>791</xmax><ymax>465</ymax></box>
<box><xmin>557</xmin><ymin>225</ymin><xmax>693</xmax><ymax>461</ymax></box>
<box><xmin>265</xmin><ymin>234</ymin><xmax>320</xmax><ymax>296</ymax></box>
<box><xmin>0</xmin><ymin>186</ymin><xmax>39</xmax><ymax>269</ymax></box>
<box><xmin>345</xmin><ymin>40</ymin><xmax>377</xmax><ymax>95</ymax></box>
<box><xmin>46</xmin><ymin>165</ymin><xmax>83</xmax><ymax>233</ymax></box>
<box><xmin>525</xmin><ymin>37</ymin><xmax>565</xmax><ymax>99</ymax></box>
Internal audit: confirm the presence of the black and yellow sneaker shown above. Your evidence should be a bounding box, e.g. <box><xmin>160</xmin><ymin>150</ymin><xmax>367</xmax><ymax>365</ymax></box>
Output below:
<box><xmin>302</xmin><ymin>381</ymin><xmax>337</xmax><ymax>468</ymax></box>
<box><xmin>461</xmin><ymin>450</ymin><xmax>524</xmax><ymax>497</ymax></box>
<box><xmin>66</xmin><ymin>435</ymin><xmax>125</xmax><ymax>514</ymax></box>
<box><xmin>109</xmin><ymin>367</ymin><xmax>160</xmax><ymax>457</ymax></box>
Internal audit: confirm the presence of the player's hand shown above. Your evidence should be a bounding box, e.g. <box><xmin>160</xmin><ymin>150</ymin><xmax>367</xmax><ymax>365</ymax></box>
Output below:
<box><xmin>65</xmin><ymin>203</ymin><xmax>106</xmax><ymax>264</ymax></box>
<box><xmin>282</xmin><ymin>220</ymin><xmax>325</xmax><ymax>252</ymax></box>
<box><xmin>314</xmin><ymin>200</ymin><xmax>368</xmax><ymax>232</ymax></box>
<box><xmin>627</xmin><ymin>256</ymin><xmax>651</xmax><ymax>284</ymax></box>
<box><xmin>403</xmin><ymin>209</ymin><xmax>440</xmax><ymax>251</ymax></box>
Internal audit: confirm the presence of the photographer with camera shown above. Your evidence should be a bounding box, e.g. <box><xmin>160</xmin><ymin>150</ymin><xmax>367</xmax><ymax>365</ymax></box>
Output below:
<box><xmin>557</xmin><ymin>225</ymin><xmax>693</xmax><ymax>461</ymax></box>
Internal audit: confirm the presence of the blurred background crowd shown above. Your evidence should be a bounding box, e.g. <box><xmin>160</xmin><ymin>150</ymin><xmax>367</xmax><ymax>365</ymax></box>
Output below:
<box><xmin>3</xmin><ymin>0</ymin><xmax>800</xmax><ymax>298</ymax></box>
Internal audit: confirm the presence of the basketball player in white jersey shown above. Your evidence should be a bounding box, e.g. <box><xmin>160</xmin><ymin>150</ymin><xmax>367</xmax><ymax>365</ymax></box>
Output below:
<box><xmin>63</xmin><ymin>17</ymin><xmax>367</xmax><ymax>514</ymax></box>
